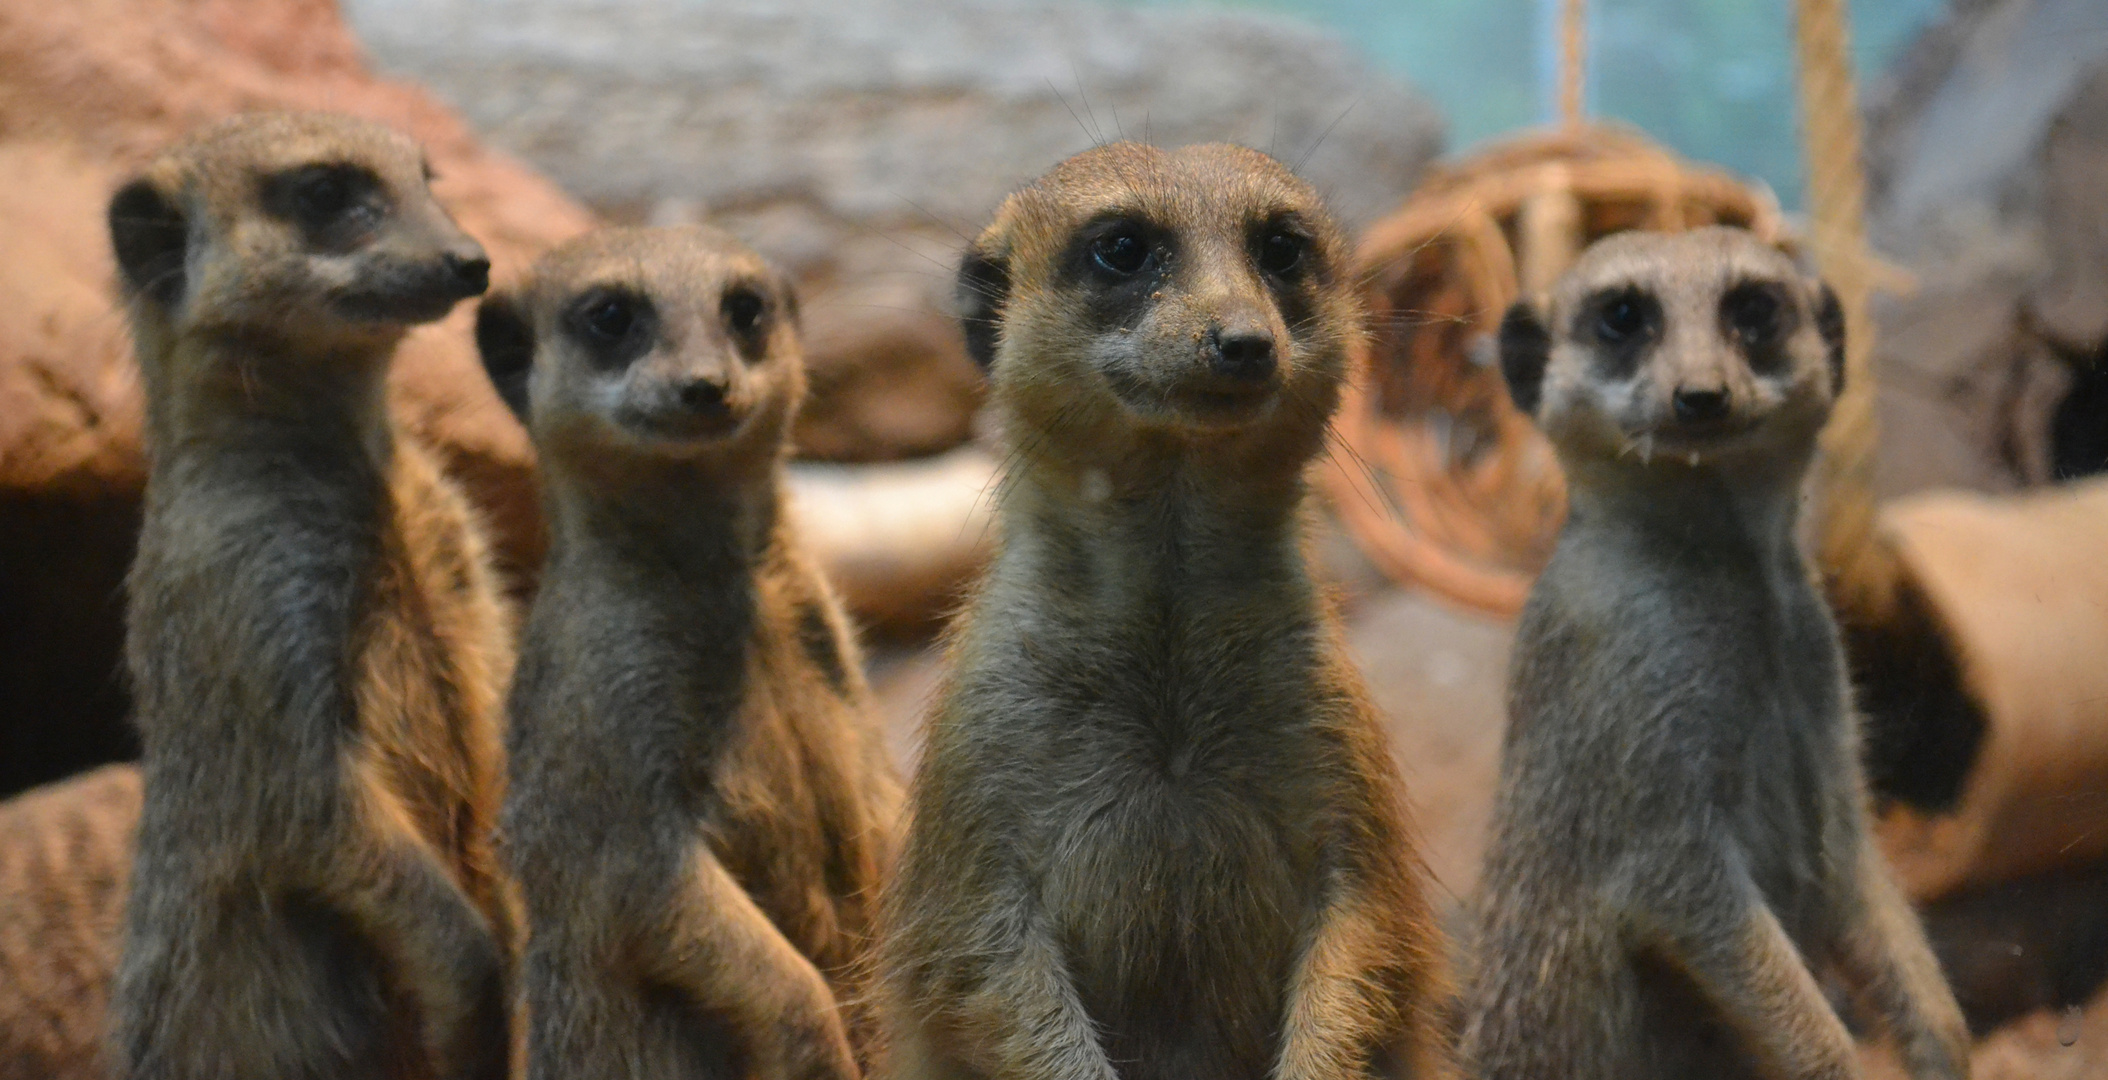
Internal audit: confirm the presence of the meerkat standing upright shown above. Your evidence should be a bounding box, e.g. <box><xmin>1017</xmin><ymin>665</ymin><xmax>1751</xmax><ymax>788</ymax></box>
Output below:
<box><xmin>876</xmin><ymin>142</ymin><xmax>1448</xmax><ymax>1080</ymax></box>
<box><xmin>1461</xmin><ymin>227</ymin><xmax>1969</xmax><ymax>1080</ymax></box>
<box><xmin>473</xmin><ymin>225</ymin><xmax>899</xmax><ymax>1080</ymax></box>
<box><xmin>107</xmin><ymin>112</ymin><xmax>516</xmax><ymax>1080</ymax></box>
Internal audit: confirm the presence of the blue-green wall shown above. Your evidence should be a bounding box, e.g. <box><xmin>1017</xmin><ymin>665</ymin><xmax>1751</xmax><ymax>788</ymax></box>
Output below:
<box><xmin>1113</xmin><ymin>0</ymin><xmax>1947</xmax><ymax>206</ymax></box>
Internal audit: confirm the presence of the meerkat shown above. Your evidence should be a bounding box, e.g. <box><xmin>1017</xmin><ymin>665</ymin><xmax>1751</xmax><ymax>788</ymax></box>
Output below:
<box><xmin>473</xmin><ymin>225</ymin><xmax>900</xmax><ymax>1080</ymax></box>
<box><xmin>106</xmin><ymin>111</ymin><xmax>517</xmax><ymax>1080</ymax></box>
<box><xmin>1460</xmin><ymin>226</ymin><xmax>1970</xmax><ymax>1080</ymax></box>
<box><xmin>875</xmin><ymin>142</ymin><xmax>1449</xmax><ymax>1080</ymax></box>
<box><xmin>0</xmin><ymin>765</ymin><xmax>140</xmax><ymax>1080</ymax></box>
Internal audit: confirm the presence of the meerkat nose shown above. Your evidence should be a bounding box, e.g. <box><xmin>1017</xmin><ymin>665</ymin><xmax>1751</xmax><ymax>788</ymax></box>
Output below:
<box><xmin>443</xmin><ymin>248</ymin><xmax>491</xmax><ymax>295</ymax></box>
<box><xmin>678</xmin><ymin>378</ymin><xmax>729</xmax><ymax>413</ymax></box>
<box><xmin>1210</xmin><ymin>327</ymin><xmax>1277</xmax><ymax>382</ymax></box>
<box><xmin>1672</xmin><ymin>386</ymin><xmax>1731</xmax><ymax>422</ymax></box>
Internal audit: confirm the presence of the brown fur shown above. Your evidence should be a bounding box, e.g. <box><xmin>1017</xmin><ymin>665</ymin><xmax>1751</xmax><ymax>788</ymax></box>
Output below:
<box><xmin>876</xmin><ymin>142</ymin><xmax>1449</xmax><ymax>1080</ymax></box>
<box><xmin>0</xmin><ymin>765</ymin><xmax>140</xmax><ymax>1080</ymax></box>
<box><xmin>1463</xmin><ymin>227</ymin><xmax>1969</xmax><ymax>1079</ymax></box>
<box><xmin>106</xmin><ymin>112</ymin><xmax>517</xmax><ymax>1080</ymax></box>
<box><xmin>474</xmin><ymin>225</ymin><xmax>899</xmax><ymax>1080</ymax></box>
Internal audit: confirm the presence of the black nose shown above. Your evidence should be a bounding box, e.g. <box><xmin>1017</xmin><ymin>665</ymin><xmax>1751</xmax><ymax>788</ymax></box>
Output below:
<box><xmin>679</xmin><ymin>379</ymin><xmax>728</xmax><ymax>413</ymax></box>
<box><xmin>1672</xmin><ymin>386</ymin><xmax>1732</xmax><ymax>423</ymax></box>
<box><xmin>1210</xmin><ymin>329</ymin><xmax>1277</xmax><ymax>382</ymax></box>
<box><xmin>444</xmin><ymin>250</ymin><xmax>490</xmax><ymax>295</ymax></box>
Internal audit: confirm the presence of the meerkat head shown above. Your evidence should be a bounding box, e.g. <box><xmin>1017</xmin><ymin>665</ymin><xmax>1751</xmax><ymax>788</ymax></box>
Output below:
<box><xmin>958</xmin><ymin>142</ymin><xmax>1357</xmax><ymax>450</ymax></box>
<box><xmin>1497</xmin><ymin>226</ymin><xmax>1845</xmax><ymax>470</ymax></box>
<box><xmin>473</xmin><ymin>226</ymin><xmax>804</xmax><ymax>471</ymax></box>
<box><xmin>107</xmin><ymin>112</ymin><xmax>489</xmax><ymax>354</ymax></box>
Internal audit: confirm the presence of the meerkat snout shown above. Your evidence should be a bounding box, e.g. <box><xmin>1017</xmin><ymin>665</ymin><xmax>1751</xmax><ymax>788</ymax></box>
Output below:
<box><xmin>108</xmin><ymin>113</ymin><xmax>489</xmax><ymax>340</ymax></box>
<box><xmin>958</xmin><ymin>142</ymin><xmax>1353</xmax><ymax>435</ymax></box>
<box><xmin>1498</xmin><ymin>226</ymin><xmax>1844</xmax><ymax>465</ymax></box>
<box><xmin>476</xmin><ymin>225</ymin><xmax>801</xmax><ymax>457</ymax></box>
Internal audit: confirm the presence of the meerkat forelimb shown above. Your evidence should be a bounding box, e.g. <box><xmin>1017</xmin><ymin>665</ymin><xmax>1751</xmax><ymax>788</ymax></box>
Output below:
<box><xmin>874</xmin><ymin>142</ymin><xmax>1450</xmax><ymax>1080</ymax></box>
<box><xmin>1459</xmin><ymin>226</ymin><xmax>1969</xmax><ymax>1080</ymax></box>
<box><xmin>474</xmin><ymin>225</ymin><xmax>900</xmax><ymax>1080</ymax></box>
<box><xmin>106</xmin><ymin>111</ymin><xmax>517</xmax><ymax>1080</ymax></box>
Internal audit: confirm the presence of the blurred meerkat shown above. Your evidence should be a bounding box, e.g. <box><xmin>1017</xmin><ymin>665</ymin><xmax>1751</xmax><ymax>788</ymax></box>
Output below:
<box><xmin>107</xmin><ymin>111</ymin><xmax>517</xmax><ymax>1080</ymax></box>
<box><xmin>474</xmin><ymin>225</ymin><xmax>899</xmax><ymax>1080</ymax></box>
<box><xmin>1461</xmin><ymin>227</ymin><xmax>1969</xmax><ymax>1080</ymax></box>
<box><xmin>0</xmin><ymin>765</ymin><xmax>139</xmax><ymax>1080</ymax></box>
<box><xmin>875</xmin><ymin>142</ymin><xmax>1449</xmax><ymax>1080</ymax></box>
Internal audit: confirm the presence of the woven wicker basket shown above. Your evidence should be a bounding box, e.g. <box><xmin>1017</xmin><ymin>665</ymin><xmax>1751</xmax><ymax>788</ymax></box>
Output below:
<box><xmin>1324</xmin><ymin>124</ymin><xmax>1785</xmax><ymax>614</ymax></box>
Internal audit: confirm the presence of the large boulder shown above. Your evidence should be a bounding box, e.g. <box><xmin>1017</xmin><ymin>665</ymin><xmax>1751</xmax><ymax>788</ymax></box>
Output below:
<box><xmin>1861</xmin><ymin>0</ymin><xmax>2108</xmax><ymax>497</ymax></box>
<box><xmin>0</xmin><ymin>0</ymin><xmax>595</xmax><ymax>797</ymax></box>
<box><xmin>345</xmin><ymin>0</ymin><xmax>1447</xmax><ymax>460</ymax></box>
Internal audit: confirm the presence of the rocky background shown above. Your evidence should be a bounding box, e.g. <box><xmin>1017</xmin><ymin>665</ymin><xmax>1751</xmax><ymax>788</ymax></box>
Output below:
<box><xmin>1863</xmin><ymin>0</ymin><xmax>2108</xmax><ymax>498</ymax></box>
<box><xmin>344</xmin><ymin>0</ymin><xmax>1446</xmax><ymax>461</ymax></box>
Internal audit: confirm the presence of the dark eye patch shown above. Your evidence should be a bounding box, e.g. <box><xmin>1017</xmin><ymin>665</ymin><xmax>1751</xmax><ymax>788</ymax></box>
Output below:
<box><xmin>1575</xmin><ymin>286</ymin><xmax>1662</xmax><ymax>379</ymax></box>
<box><xmin>721</xmin><ymin>283</ymin><xmax>770</xmax><ymax>359</ymax></box>
<box><xmin>1250</xmin><ymin>214</ymin><xmax>1314</xmax><ymax>281</ymax></box>
<box><xmin>1059</xmin><ymin>213</ymin><xmax>1172</xmax><ymax>332</ymax></box>
<box><xmin>261</xmin><ymin>163</ymin><xmax>386</xmax><ymax>249</ymax></box>
<box><xmin>563</xmin><ymin>286</ymin><xmax>656</xmax><ymax>370</ymax></box>
<box><xmin>1719</xmin><ymin>279</ymin><xmax>1799</xmax><ymax>374</ymax></box>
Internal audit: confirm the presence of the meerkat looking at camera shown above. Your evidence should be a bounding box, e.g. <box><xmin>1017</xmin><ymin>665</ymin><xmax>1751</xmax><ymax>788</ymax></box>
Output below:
<box><xmin>875</xmin><ymin>142</ymin><xmax>1448</xmax><ymax>1080</ymax></box>
<box><xmin>107</xmin><ymin>112</ymin><xmax>517</xmax><ymax>1080</ymax></box>
<box><xmin>1460</xmin><ymin>226</ymin><xmax>1969</xmax><ymax>1080</ymax></box>
<box><xmin>474</xmin><ymin>225</ymin><xmax>899</xmax><ymax>1080</ymax></box>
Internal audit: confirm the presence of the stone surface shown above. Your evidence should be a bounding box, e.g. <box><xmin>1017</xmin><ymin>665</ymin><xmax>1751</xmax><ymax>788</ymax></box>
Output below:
<box><xmin>0</xmin><ymin>0</ymin><xmax>597</xmax><ymax>796</ymax></box>
<box><xmin>345</xmin><ymin>0</ymin><xmax>1447</xmax><ymax>461</ymax></box>
<box><xmin>1861</xmin><ymin>0</ymin><xmax>2108</xmax><ymax>496</ymax></box>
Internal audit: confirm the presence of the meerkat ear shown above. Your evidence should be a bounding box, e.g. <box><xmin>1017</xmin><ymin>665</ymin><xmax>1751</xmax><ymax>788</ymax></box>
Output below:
<box><xmin>1814</xmin><ymin>282</ymin><xmax>1846</xmax><ymax>394</ymax></box>
<box><xmin>108</xmin><ymin>176</ymin><xmax>189</xmax><ymax>308</ymax></box>
<box><xmin>474</xmin><ymin>293</ymin><xmax>536</xmax><ymax>424</ymax></box>
<box><xmin>1497</xmin><ymin>299</ymin><xmax>1553</xmax><ymax>417</ymax></box>
<box><xmin>955</xmin><ymin>241</ymin><xmax>1011</xmax><ymax>371</ymax></box>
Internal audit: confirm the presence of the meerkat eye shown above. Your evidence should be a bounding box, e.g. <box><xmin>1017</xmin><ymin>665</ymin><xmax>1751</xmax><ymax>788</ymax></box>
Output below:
<box><xmin>722</xmin><ymin>286</ymin><xmax>767</xmax><ymax>337</ymax></box>
<box><xmin>579</xmin><ymin>296</ymin><xmax>634</xmax><ymax>343</ymax></box>
<box><xmin>1257</xmin><ymin>229</ymin><xmax>1307</xmax><ymax>277</ymax></box>
<box><xmin>1721</xmin><ymin>282</ymin><xmax>1787</xmax><ymax>347</ymax></box>
<box><xmin>295</xmin><ymin>174</ymin><xmax>350</xmax><ymax>222</ymax></box>
<box><xmin>1593</xmin><ymin>291</ymin><xmax>1658</xmax><ymax>345</ymax></box>
<box><xmin>264</xmin><ymin>164</ymin><xmax>383</xmax><ymax>239</ymax></box>
<box><xmin>1090</xmin><ymin>229</ymin><xmax>1151</xmax><ymax>277</ymax></box>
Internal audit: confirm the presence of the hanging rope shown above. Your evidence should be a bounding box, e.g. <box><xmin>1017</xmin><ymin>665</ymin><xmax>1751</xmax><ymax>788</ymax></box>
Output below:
<box><xmin>1793</xmin><ymin>0</ymin><xmax>1898</xmax><ymax>621</ymax></box>
<box><xmin>1560</xmin><ymin>0</ymin><xmax>1588</xmax><ymax>128</ymax></box>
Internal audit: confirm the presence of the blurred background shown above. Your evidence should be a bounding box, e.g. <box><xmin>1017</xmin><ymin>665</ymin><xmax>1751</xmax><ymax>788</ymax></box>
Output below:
<box><xmin>6</xmin><ymin>0</ymin><xmax>2108</xmax><ymax>1075</ymax></box>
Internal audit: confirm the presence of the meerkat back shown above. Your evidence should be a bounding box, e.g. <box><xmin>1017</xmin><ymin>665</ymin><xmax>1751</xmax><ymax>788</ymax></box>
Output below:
<box><xmin>1461</xmin><ymin>227</ymin><xmax>1968</xmax><ymax>1080</ymax></box>
<box><xmin>0</xmin><ymin>766</ymin><xmax>139</xmax><ymax>1080</ymax></box>
<box><xmin>875</xmin><ymin>142</ymin><xmax>1447</xmax><ymax>1080</ymax></box>
<box><xmin>106</xmin><ymin>112</ymin><xmax>515</xmax><ymax>1080</ymax></box>
<box><xmin>474</xmin><ymin>225</ymin><xmax>897</xmax><ymax>1080</ymax></box>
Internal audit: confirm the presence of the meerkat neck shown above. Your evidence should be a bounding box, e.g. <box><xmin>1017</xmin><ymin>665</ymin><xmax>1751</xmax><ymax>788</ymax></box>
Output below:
<box><xmin>995</xmin><ymin>450</ymin><xmax>1314</xmax><ymax>616</ymax></box>
<box><xmin>543</xmin><ymin>459</ymin><xmax>785</xmax><ymax>593</ymax></box>
<box><xmin>141</xmin><ymin>329</ymin><xmax>399</xmax><ymax>467</ymax></box>
<box><xmin>1563</xmin><ymin>453</ymin><xmax>1811</xmax><ymax>569</ymax></box>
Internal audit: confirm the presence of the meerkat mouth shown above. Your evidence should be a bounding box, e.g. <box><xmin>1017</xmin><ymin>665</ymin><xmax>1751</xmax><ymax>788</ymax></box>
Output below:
<box><xmin>617</xmin><ymin>405</ymin><xmax>746</xmax><ymax>445</ymax></box>
<box><xmin>1102</xmin><ymin>371</ymin><xmax>1279</xmax><ymax>429</ymax></box>
<box><xmin>1620</xmin><ymin>417</ymin><xmax>1767</xmax><ymax>463</ymax></box>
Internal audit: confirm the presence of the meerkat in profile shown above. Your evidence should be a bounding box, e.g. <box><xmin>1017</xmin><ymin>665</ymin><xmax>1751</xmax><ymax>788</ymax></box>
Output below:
<box><xmin>0</xmin><ymin>765</ymin><xmax>140</xmax><ymax>1080</ymax></box>
<box><xmin>1461</xmin><ymin>226</ymin><xmax>1969</xmax><ymax>1080</ymax></box>
<box><xmin>473</xmin><ymin>225</ymin><xmax>899</xmax><ymax>1080</ymax></box>
<box><xmin>875</xmin><ymin>142</ymin><xmax>1448</xmax><ymax>1080</ymax></box>
<box><xmin>106</xmin><ymin>112</ymin><xmax>517</xmax><ymax>1080</ymax></box>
